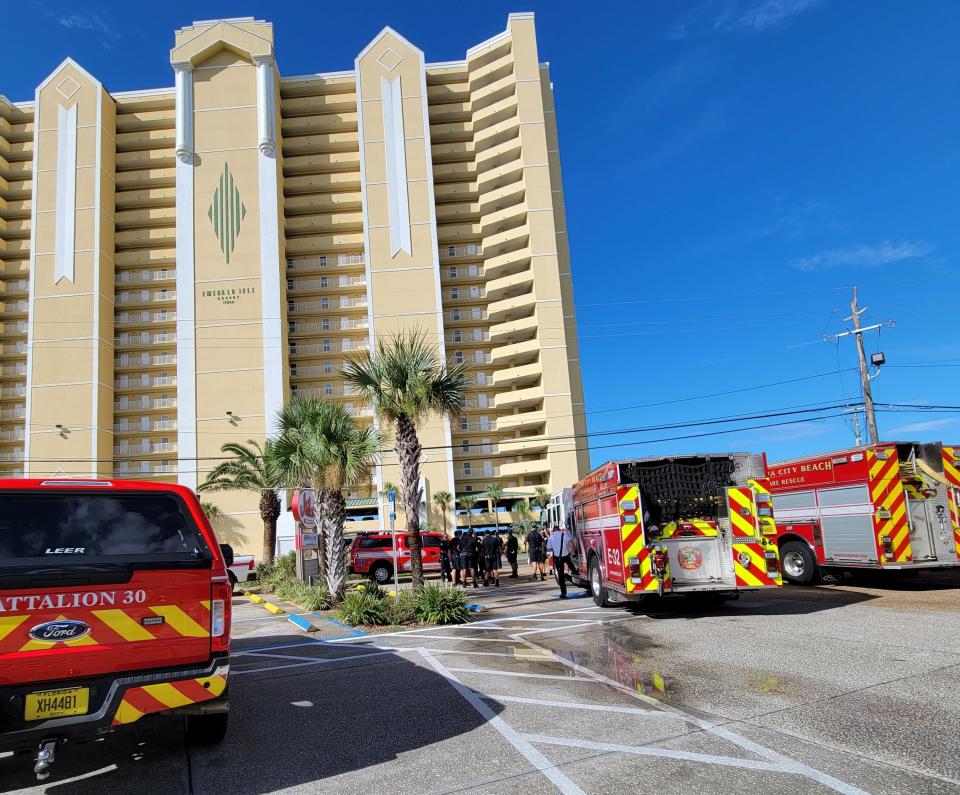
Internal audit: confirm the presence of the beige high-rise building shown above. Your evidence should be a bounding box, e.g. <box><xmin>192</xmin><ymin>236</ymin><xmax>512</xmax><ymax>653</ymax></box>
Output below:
<box><xmin>0</xmin><ymin>13</ymin><xmax>588</xmax><ymax>554</ymax></box>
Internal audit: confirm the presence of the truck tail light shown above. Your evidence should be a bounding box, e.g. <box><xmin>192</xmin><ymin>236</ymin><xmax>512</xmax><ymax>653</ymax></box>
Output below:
<box><xmin>248</xmin><ymin>559</ymin><xmax>255</xmax><ymax>570</ymax></box>
<box><xmin>628</xmin><ymin>556</ymin><xmax>641</xmax><ymax>581</ymax></box>
<box><xmin>764</xmin><ymin>550</ymin><xmax>779</xmax><ymax>574</ymax></box>
<box><xmin>211</xmin><ymin>581</ymin><xmax>232</xmax><ymax>653</ymax></box>
<box><xmin>881</xmin><ymin>536</ymin><xmax>894</xmax><ymax>560</ymax></box>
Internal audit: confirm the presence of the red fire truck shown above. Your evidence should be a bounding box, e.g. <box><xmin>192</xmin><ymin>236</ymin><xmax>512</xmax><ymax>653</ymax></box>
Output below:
<box><xmin>766</xmin><ymin>442</ymin><xmax>960</xmax><ymax>584</ymax></box>
<box><xmin>559</xmin><ymin>453</ymin><xmax>782</xmax><ymax>607</ymax></box>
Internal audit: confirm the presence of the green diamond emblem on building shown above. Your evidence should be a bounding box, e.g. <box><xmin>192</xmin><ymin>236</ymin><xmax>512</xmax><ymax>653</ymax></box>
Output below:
<box><xmin>208</xmin><ymin>163</ymin><xmax>247</xmax><ymax>264</ymax></box>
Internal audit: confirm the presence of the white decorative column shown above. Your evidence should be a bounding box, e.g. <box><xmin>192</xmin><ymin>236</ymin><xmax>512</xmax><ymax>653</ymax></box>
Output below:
<box><xmin>174</xmin><ymin>60</ymin><xmax>198</xmax><ymax>491</ymax></box>
<box><xmin>254</xmin><ymin>55</ymin><xmax>276</xmax><ymax>156</ymax></box>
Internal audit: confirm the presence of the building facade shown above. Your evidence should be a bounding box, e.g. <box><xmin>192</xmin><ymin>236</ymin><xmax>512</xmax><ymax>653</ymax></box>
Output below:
<box><xmin>0</xmin><ymin>13</ymin><xmax>588</xmax><ymax>553</ymax></box>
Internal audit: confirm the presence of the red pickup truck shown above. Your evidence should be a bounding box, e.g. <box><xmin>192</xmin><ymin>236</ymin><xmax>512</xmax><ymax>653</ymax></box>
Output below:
<box><xmin>0</xmin><ymin>479</ymin><xmax>233</xmax><ymax>780</ymax></box>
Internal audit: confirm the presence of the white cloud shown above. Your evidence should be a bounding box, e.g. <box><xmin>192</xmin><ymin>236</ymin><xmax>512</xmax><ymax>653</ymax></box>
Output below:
<box><xmin>669</xmin><ymin>0</ymin><xmax>823</xmax><ymax>39</ymax></box>
<box><xmin>790</xmin><ymin>240</ymin><xmax>934</xmax><ymax>272</ymax></box>
<box><xmin>55</xmin><ymin>12</ymin><xmax>111</xmax><ymax>33</ymax></box>
<box><xmin>885</xmin><ymin>418</ymin><xmax>958</xmax><ymax>435</ymax></box>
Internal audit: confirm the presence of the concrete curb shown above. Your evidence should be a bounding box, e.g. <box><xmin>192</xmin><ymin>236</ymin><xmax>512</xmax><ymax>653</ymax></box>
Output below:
<box><xmin>287</xmin><ymin>614</ymin><xmax>318</xmax><ymax>633</ymax></box>
<box><xmin>243</xmin><ymin>590</ymin><xmax>286</xmax><ymax>615</ymax></box>
<box><xmin>324</xmin><ymin>617</ymin><xmax>367</xmax><ymax>637</ymax></box>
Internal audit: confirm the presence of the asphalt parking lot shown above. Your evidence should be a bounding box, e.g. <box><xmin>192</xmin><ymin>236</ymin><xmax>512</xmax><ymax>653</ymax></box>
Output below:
<box><xmin>3</xmin><ymin>571</ymin><xmax>959</xmax><ymax>794</ymax></box>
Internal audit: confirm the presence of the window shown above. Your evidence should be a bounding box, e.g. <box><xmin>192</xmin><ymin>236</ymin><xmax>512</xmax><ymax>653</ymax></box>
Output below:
<box><xmin>468</xmin><ymin>264</ymin><xmax>479</xmax><ymax>277</ymax></box>
<box><xmin>288</xmin><ymin>299</ymin><xmax>295</xmax><ymax>311</ymax></box>
<box><xmin>476</xmin><ymin>373</ymin><xmax>487</xmax><ymax>386</ymax></box>
<box><xmin>321</xmin><ymin>276</ymin><xmax>328</xmax><ymax>288</ymax></box>
<box><xmin>447</xmin><ymin>245</ymin><xmax>456</xmax><ymax>257</ymax></box>
<box><xmin>470</xmin><ymin>286</ymin><xmax>481</xmax><ymax>298</ymax></box>
<box><xmin>453</xmin><ymin>330</ymin><xmax>463</xmax><ymax>343</ymax></box>
<box><xmin>478</xmin><ymin>394</ymin><xmax>489</xmax><ymax>408</ymax></box>
<box><xmin>290</xmin><ymin>363</ymin><xmax>298</xmax><ymax>376</ymax></box>
<box><xmin>450</xmin><ymin>288</ymin><xmax>459</xmax><ymax>300</ymax></box>
<box><xmin>321</xmin><ymin>297</ymin><xmax>329</xmax><ymax>309</ymax></box>
<box><xmin>465</xmin><ymin>484</ymin><xmax>473</xmax><ymax>493</ymax></box>
<box><xmin>319</xmin><ymin>256</ymin><xmax>327</xmax><ymax>266</ymax></box>
<box><xmin>289</xmin><ymin>321</ymin><xmax>296</xmax><ymax>334</ymax></box>
<box><xmin>286</xmin><ymin>258</ymin><xmax>294</xmax><ymax>269</ymax></box>
<box><xmin>471</xmin><ymin>307</ymin><xmax>482</xmax><ymax>320</ymax></box>
<box><xmin>473</xmin><ymin>329</ymin><xmax>484</xmax><ymax>341</ymax></box>
<box><xmin>322</xmin><ymin>319</ymin><xmax>331</xmax><ymax>331</ymax></box>
<box><xmin>322</xmin><ymin>339</ymin><xmax>331</xmax><ymax>352</ymax></box>
<box><xmin>358</xmin><ymin>537</ymin><xmax>393</xmax><ymax>550</ymax></box>
<box><xmin>479</xmin><ymin>416</ymin><xmax>490</xmax><ymax>430</ymax></box>
<box><xmin>448</xmin><ymin>266</ymin><xmax>458</xmax><ymax>278</ymax></box>
<box><xmin>466</xmin><ymin>244</ymin><xmax>477</xmax><ymax>255</ymax></box>
<box><xmin>451</xmin><ymin>309</ymin><xmax>461</xmax><ymax>321</ymax></box>
<box><xmin>454</xmin><ymin>351</ymin><xmax>464</xmax><ymax>364</ymax></box>
<box><xmin>462</xmin><ymin>440</ymin><xmax>470</xmax><ymax>452</ymax></box>
<box><xmin>459</xmin><ymin>417</ymin><xmax>469</xmax><ymax>431</ymax></box>
<box><xmin>475</xmin><ymin>351</ymin><xmax>486</xmax><ymax>364</ymax></box>
<box><xmin>324</xmin><ymin>383</ymin><xmax>334</xmax><ymax>396</ymax></box>
<box><xmin>323</xmin><ymin>361</ymin><xmax>332</xmax><ymax>374</ymax></box>
<box><xmin>420</xmin><ymin>536</ymin><xmax>442</xmax><ymax>549</ymax></box>
<box><xmin>463</xmin><ymin>462</ymin><xmax>472</xmax><ymax>475</ymax></box>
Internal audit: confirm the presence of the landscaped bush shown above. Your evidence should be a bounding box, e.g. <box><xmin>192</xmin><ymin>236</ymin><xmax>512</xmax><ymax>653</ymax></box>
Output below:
<box><xmin>339</xmin><ymin>590</ymin><xmax>388</xmax><ymax>626</ymax></box>
<box><xmin>255</xmin><ymin>552</ymin><xmax>296</xmax><ymax>591</ymax></box>
<box><xmin>356</xmin><ymin>581</ymin><xmax>387</xmax><ymax>600</ymax></box>
<box><xmin>383</xmin><ymin>590</ymin><xmax>417</xmax><ymax>625</ymax></box>
<box><xmin>414</xmin><ymin>584</ymin><xmax>471</xmax><ymax>625</ymax></box>
<box><xmin>275</xmin><ymin>579</ymin><xmax>332</xmax><ymax>612</ymax></box>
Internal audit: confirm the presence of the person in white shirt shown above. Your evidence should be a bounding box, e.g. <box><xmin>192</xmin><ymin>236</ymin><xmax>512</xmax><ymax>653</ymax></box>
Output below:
<box><xmin>546</xmin><ymin>525</ymin><xmax>574</xmax><ymax>598</ymax></box>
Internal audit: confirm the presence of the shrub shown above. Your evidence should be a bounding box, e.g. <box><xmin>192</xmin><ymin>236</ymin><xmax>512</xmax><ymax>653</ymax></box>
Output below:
<box><xmin>339</xmin><ymin>591</ymin><xmax>388</xmax><ymax>627</ymax></box>
<box><xmin>256</xmin><ymin>552</ymin><xmax>296</xmax><ymax>591</ymax></box>
<box><xmin>383</xmin><ymin>590</ymin><xmax>417</xmax><ymax>625</ymax></box>
<box><xmin>282</xmin><ymin>582</ymin><xmax>332</xmax><ymax>612</ymax></box>
<box><xmin>356</xmin><ymin>581</ymin><xmax>387</xmax><ymax>601</ymax></box>
<box><xmin>414</xmin><ymin>584</ymin><xmax>471</xmax><ymax>625</ymax></box>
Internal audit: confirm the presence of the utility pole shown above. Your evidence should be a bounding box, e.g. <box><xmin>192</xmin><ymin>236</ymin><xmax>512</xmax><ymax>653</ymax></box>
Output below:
<box><xmin>830</xmin><ymin>287</ymin><xmax>892</xmax><ymax>445</ymax></box>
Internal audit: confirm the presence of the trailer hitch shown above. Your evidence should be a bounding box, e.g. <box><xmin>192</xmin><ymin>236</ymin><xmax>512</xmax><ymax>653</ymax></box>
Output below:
<box><xmin>34</xmin><ymin>740</ymin><xmax>58</xmax><ymax>780</ymax></box>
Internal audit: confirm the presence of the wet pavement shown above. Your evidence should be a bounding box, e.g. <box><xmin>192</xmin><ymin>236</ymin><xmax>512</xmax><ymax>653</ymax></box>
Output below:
<box><xmin>2</xmin><ymin>572</ymin><xmax>959</xmax><ymax>794</ymax></box>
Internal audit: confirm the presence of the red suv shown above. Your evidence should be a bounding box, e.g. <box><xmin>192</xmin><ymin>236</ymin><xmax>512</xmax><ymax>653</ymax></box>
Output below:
<box><xmin>349</xmin><ymin>532</ymin><xmax>445</xmax><ymax>584</ymax></box>
<box><xmin>0</xmin><ymin>479</ymin><xmax>232</xmax><ymax>780</ymax></box>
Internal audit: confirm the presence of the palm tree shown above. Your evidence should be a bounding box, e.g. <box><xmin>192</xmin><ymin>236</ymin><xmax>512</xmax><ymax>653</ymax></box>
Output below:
<box><xmin>533</xmin><ymin>486</ymin><xmax>551</xmax><ymax>511</ymax></box>
<box><xmin>459</xmin><ymin>495</ymin><xmax>478</xmax><ymax>532</ymax></box>
<box><xmin>433</xmin><ymin>490</ymin><xmax>452</xmax><ymax>535</ymax></box>
<box><xmin>485</xmin><ymin>482</ymin><xmax>505</xmax><ymax>534</ymax></box>
<box><xmin>343</xmin><ymin>330</ymin><xmax>467</xmax><ymax>590</ymax></box>
<box><xmin>200</xmin><ymin>440</ymin><xmax>282</xmax><ymax>565</ymax></box>
<box><xmin>272</xmin><ymin>396</ymin><xmax>378</xmax><ymax>601</ymax></box>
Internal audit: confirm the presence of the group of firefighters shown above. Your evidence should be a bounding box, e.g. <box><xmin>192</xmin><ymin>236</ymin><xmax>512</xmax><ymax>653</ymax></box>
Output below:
<box><xmin>436</xmin><ymin>529</ymin><xmax>520</xmax><ymax>588</ymax></box>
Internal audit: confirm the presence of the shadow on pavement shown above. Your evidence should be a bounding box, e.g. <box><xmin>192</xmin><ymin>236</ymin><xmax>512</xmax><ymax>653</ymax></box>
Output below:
<box><xmin>0</xmin><ymin>634</ymin><xmax>504</xmax><ymax>794</ymax></box>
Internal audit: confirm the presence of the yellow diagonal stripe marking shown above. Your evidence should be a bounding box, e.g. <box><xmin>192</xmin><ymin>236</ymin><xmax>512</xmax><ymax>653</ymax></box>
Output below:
<box><xmin>94</xmin><ymin>609</ymin><xmax>155</xmax><ymax>642</ymax></box>
<box><xmin>0</xmin><ymin>615</ymin><xmax>28</xmax><ymax>643</ymax></box>
<box><xmin>142</xmin><ymin>683</ymin><xmax>195</xmax><ymax>709</ymax></box>
<box><xmin>19</xmin><ymin>615</ymin><xmax>98</xmax><ymax>651</ymax></box>
<box><xmin>730</xmin><ymin>511</ymin><xmax>755</xmax><ymax>536</ymax></box>
<box><xmin>195</xmin><ymin>675</ymin><xmax>227</xmax><ymax>697</ymax></box>
<box><xmin>150</xmin><ymin>606</ymin><xmax>208</xmax><ymax>638</ymax></box>
<box><xmin>113</xmin><ymin>700</ymin><xmax>144</xmax><ymax>725</ymax></box>
<box><xmin>728</xmin><ymin>488</ymin><xmax>752</xmax><ymax>509</ymax></box>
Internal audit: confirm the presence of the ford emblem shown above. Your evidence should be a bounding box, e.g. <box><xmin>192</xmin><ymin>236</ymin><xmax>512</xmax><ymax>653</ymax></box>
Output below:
<box><xmin>29</xmin><ymin>620</ymin><xmax>91</xmax><ymax>643</ymax></box>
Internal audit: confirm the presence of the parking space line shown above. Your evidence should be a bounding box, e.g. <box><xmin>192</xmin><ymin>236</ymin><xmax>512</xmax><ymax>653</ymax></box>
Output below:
<box><xmin>483</xmin><ymin>695</ymin><xmax>685</xmax><ymax>717</ymax></box>
<box><xmin>233</xmin><ymin>648</ymin><xmax>404</xmax><ymax>676</ymax></box>
<box><xmin>523</xmin><ymin>733</ymin><xmax>786</xmax><ymax>773</ymax></box>
<box><xmin>444</xmin><ymin>667</ymin><xmax>596</xmax><ymax>683</ymax></box>
<box><xmin>418</xmin><ymin>648</ymin><xmax>586</xmax><ymax>795</ymax></box>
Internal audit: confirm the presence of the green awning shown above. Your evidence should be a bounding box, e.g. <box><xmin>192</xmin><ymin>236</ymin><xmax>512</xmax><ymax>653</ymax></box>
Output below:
<box><xmin>345</xmin><ymin>497</ymin><xmax>379</xmax><ymax>509</ymax></box>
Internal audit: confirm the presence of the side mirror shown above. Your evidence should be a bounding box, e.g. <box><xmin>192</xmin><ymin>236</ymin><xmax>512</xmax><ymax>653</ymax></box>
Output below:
<box><xmin>219</xmin><ymin>543</ymin><xmax>235</xmax><ymax>567</ymax></box>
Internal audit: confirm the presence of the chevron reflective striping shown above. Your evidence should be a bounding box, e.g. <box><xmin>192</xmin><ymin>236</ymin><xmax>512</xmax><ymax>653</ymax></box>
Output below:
<box><xmin>142</xmin><ymin>683</ymin><xmax>195</xmax><ymax>710</ymax></box>
<box><xmin>867</xmin><ymin>448</ymin><xmax>911</xmax><ymax>564</ymax></box>
<box><xmin>727</xmin><ymin>488</ymin><xmax>757</xmax><ymax>537</ymax></box>
<box><xmin>943</xmin><ymin>447</ymin><xmax>960</xmax><ymax>487</ymax></box>
<box><xmin>149</xmin><ymin>605</ymin><xmax>209</xmax><ymax>637</ymax></box>
<box><xmin>733</xmin><ymin>542</ymin><xmax>780</xmax><ymax>587</ymax></box>
<box><xmin>93</xmin><ymin>609</ymin><xmax>156</xmax><ymax>642</ymax></box>
<box><xmin>112</xmin><ymin>674</ymin><xmax>227</xmax><ymax>726</ymax></box>
<box><xmin>18</xmin><ymin>614</ymin><xmax>99</xmax><ymax>652</ymax></box>
<box><xmin>0</xmin><ymin>615</ymin><xmax>28</xmax><ymax>643</ymax></box>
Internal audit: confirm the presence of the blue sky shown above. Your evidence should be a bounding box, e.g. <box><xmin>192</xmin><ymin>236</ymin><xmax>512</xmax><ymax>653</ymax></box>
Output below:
<box><xmin>5</xmin><ymin>0</ymin><xmax>959</xmax><ymax>468</ymax></box>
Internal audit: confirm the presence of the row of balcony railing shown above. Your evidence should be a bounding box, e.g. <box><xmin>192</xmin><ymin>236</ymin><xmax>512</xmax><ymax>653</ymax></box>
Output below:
<box><xmin>116</xmin><ymin>270</ymin><xmax>175</xmax><ymax>284</ymax></box>
<box><xmin>286</xmin><ymin>254</ymin><xmax>365</xmax><ymax>271</ymax></box>
<box><xmin>114</xmin><ymin>442</ymin><xmax>176</xmax><ymax>455</ymax></box>
<box><xmin>116</xmin><ymin>353</ymin><xmax>176</xmax><ymax>368</ymax></box>
<box><xmin>115</xmin><ymin>375</ymin><xmax>176</xmax><ymax>390</ymax></box>
<box><xmin>287</xmin><ymin>275</ymin><xmax>366</xmax><ymax>291</ymax></box>
<box><xmin>114</xmin><ymin>419</ymin><xmax>176</xmax><ymax>432</ymax></box>
<box><xmin>116</xmin><ymin>290</ymin><xmax>175</xmax><ymax>305</ymax></box>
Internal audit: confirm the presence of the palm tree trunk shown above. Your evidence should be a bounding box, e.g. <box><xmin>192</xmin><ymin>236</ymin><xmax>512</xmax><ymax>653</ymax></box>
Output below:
<box><xmin>395</xmin><ymin>413</ymin><xmax>425</xmax><ymax>590</ymax></box>
<box><xmin>325</xmin><ymin>490</ymin><xmax>347</xmax><ymax>602</ymax></box>
<box><xmin>259</xmin><ymin>489</ymin><xmax>280</xmax><ymax>565</ymax></box>
<box><xmin>315</xmin><ymin>489</ymin><xmax>328</xmax><ymax>583</ymax></box>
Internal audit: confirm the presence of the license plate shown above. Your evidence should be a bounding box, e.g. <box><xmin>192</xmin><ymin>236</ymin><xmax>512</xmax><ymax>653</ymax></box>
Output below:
<box><xmin>25</xmin><ymin>687</ymin><xmax>89</xmax><ymax>721</ymax></box>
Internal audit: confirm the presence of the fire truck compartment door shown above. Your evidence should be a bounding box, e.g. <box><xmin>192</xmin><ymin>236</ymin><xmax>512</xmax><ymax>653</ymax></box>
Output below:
<box><xmin>820</xmin><ymin>513</ymin><xmax>878</xmax><ymax>563</ymax></box>
<box><xmin>905</xmin><ymin>497</ymin><xmax>937</xmax><ymax>560</ymax></box>
<box><xmin>661</xmin><ymin>537</ymin><xmax>729</xmax><ymax>585</ymax></box>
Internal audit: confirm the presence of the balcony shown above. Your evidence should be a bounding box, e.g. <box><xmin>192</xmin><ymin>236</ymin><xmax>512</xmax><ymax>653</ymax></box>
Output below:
<box><xmin>290</xmin><ymin>319</ymin><xmax>368</xmax><ymax>335</ymax></box>
<box><xmin>0</xmin><ymin>406</ymin><xmax>24</xmax><ymax>420</ymax></box>
<box><xmin>442</xmin><ymin>265</ymin><xmax>485</xmax><ymax>281</ymax></box>
<box><xmin>496</xmin><ymin>410</ymin><xmax>547</xmax><ymax>432</ymax></box>
<box><xmin>114</xmin><ymin>419</ymin><xmax>177</xmax><ymax>433</ymax></box>
<box><xmin>497</xmin><ymin>437</ymin><xmax>550</xmax><ymax>456</ymax></box>
<box><xmin>114</xmin><ymin>397</ymin><xmax>177</xmax><ymax>411</ymax></box>
<box><xmin>290</xmin><ymin>340</ymin><xmax>369</xmax><ymax>356</ymax></box>
<box><xmin>289</xmin><ymin>297</ymin><xmax>368</xmax><ymax>313</ymax></box>
<box><xmin>3</xmin><ymin>300</ymin><xmax>28</xmax><ymax>316</ymax></box>
<box><xmin>487</xmin><ymin>292</ymin><xmax>535</xmax><ymax>323</ymax></box>
<box><xmin>116</xmin><ymin>290</ymin><xmax>176</xmax><ymax>306</ymax></box>
<box><xmin>447</xmin><ymin>288</ymin><xmax>486</xmax><ymax>302</ymax></box>
<box><xmin>1</xmin><ymin>342</ymin><xmax>26</xmax><ymax>357</ymax></box>
<box><xmin>499</xmin><ymin>458</ymin><xmax>550</xmax><ymax>478</ymax></box>
<box><xmin>114</xmin><ymin>441</ymin><xmax>177</xmax><ymax>456</ymax></box>
<box><xmin>455</xmin><ymin>420</ymin><xmax>498</xmax><ymax>433</ymax></box>
<box><xmin>447</xmin><ymin>330</ymin><xmax>490</xmax><ymax>346</ymax></box>
<box><xmin>0</xmin><ymin>385</ymin><xmax>26</xmax><ymax>399</ymax></box>
<box><xmin>450</xmin><ymin>352</ymin><xmax>492</xmax><ymax>367</ymax></box>
<box><xmin>485</xmin><ymin>269</ymin><xmax>534</xmax><ymax>301</ymax></box>
<box><xmin>489</xmin><ymin>315</ymin><xmax>537</xmax><ymax>344</ymax></box>
<box><xmin>490</xmin><ymin>338</ymin><xmax>539</xmax><ymax>366</ymax></box>
<box><xmin>0</xmin><ymin>321</ymin><xmax>28</xmax><ymax>337</ymax></box>
<box><xmin>114</xmin><ymin>375</ymin><xmax>177</xmax><ymax>390</ymax></box>
<box><xmin>0</xmin><ymin>363</ymin><xmax>26</xmax><ymax>378</ymax></box>
<box><xmin>115</xmin><ymin>269</ymin><xmax>176</xmax><ymax>284</ymax></box>
<box><xmin>458</xmin><ymin>466</ymin><xmax>500</xmax><ymax>479</ymax></box>
<box><xmin>492</xmin><ymin>362</ymin><xmax>541</xmax><ymax>389</ymax></box>
<box><xmin>115</xmin><ymin>353</ymin><xmax>176</xmax><ymax>369</ymax></box>
<box><xmin>494</xmin><ymin>385</ymin><xmax>544</xmax><ymax>411</ymax></box>
<box><xmin>288</xmin><ymin>275</ymin><xmax>367</xmax><ymax>292</ymax></box>
<box><xmin>285</xmin><ymin>253</ymin><xmax>365</xmax><ymax>273</ymax></box>
<box><xmin>116</xmin><ymin>311</ymin><xmax>176</xmax><ymax>327</ymax></box>
<box><xmin>115</xmin><ymin>332</ymin><xmax>174</xmax><ymax>348</ymax></box>
<box><xmin>0</xmin><ymin>451</ymin><xmax>23</xmax><ymax>463</ymax></box>
<box><xmin>446</xmin><ymin>308</ymin><xmax>487</xmax><ymax>324</ymax></box>
<box><xmin>289</xmin><ymin>384</ymin><xmax>359</xmax><ymax>398</ymax></box>
<box><xmin>3</xmin><ymin>280</ymin><xmax>29</xmax><ymax>294</ymax></box>
<box><xmin>439</xmin><ymin>244</ymin><xmax>483</xmax><ymax>261</ymax></box>
<box><xmin>0</xmin><ymin>428</ymin><xmax>24</xmax><ymax>442</ymax></box>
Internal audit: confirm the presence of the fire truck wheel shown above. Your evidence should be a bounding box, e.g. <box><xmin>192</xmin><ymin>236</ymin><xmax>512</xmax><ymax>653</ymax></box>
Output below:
<box><xmin>186</xmin><ymin>711</ymin><xmax>229</xmax><ymax>746</ymax></box>
<box><xmin>780</xmin><ymin>541</ymin><xmax>818</xmax><ymax>584</ymax></box>
<box><xmin>589</xmin><ymin>557</ymin><xmax>610</xmax><ymax>608</ymax></box>
<box><xmin>371</xmin><ymin>562</ymin><xmax>393</xmax><ymax>584</ymax></box>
